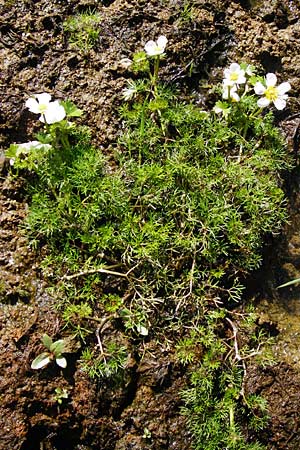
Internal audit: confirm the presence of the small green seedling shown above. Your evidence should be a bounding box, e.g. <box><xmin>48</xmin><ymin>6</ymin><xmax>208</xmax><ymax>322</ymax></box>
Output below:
<box><xmin>53</xmin><ymin>387</ymin><xmax>69</xmax><ymax>404</ymax></box>
<box><xmin>63</xmin><ymin>10</ymin><xmax>101</xmax><ymax>52</ymax></box>
<box><xmin>142</xmin><ymin>427</ymin><xmax>152</xmax><ymax>440</ymax></box>
<box><xmin>31</xmin><ymin>334</ymin><xmax>67</xmax><ymax>370</ymax></box>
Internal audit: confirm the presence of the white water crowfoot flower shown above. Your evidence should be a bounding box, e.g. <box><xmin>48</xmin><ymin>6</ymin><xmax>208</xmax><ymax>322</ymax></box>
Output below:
<box><xmin>8</xmin><ymin>141</ymin><xmax>52</xmax><ymax>166</ymax></box>
<box><xmin>26</xmin><ymin>93</ymin><xmax>66</xmax><ymax>124</ymax></box>
<box><xmin>223</xmin><ymin>63</ymin><xmax>246</xmax><ymax>86</ymax></box>
<box><xmin>144</xmin><ymin>35</ymin><xmax>168</xmax><ymax>57</ymax></box>
<box><xmin>254</xmin><ymin>73</ymin><xmax>291</xmax><ymax>110</ymax></box>
<box><xmin>122</xmin><ymin>80</ymin><xmax>147</xmax><ymax>101</ymax></box>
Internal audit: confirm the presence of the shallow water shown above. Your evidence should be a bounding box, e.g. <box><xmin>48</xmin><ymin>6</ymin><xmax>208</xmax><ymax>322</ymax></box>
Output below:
<box><xmin>258</xmin><ymin>292</ymin><xmax>300</xmax><ymax>366</ymax></box>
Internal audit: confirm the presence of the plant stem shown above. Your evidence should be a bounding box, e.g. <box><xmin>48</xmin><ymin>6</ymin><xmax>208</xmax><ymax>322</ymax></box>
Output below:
<box><xmin>60</xmin><ymin>132</ymin><xmax>71</xmax><ymax>152</ymax></box>
<box><xmin>150</xmin><ymin>56</ymin><xmax>160</xmax><ymax>97</ymax></box>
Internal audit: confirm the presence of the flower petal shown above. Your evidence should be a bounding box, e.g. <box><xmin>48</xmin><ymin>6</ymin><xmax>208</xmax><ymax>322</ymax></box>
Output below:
<box><xmin>157</xmin><ymin>35</ymin><xmax>167</xmax><ymax>48</ymax></box>
<box><xmin>144</xmin><ymin>40</ymin><xmax>156</xmax><ymax>55</ymax></box>
<box><xmin>44</xmin><ymin>101</ymin><xmax>66</xmax><ymax>124</ymax></box>
<box><xmin>231</xmin><ymin>92</ymin><xmax>240</xmax><ymax>102</ymax></box>
<box><xmin>25</xmin><ymin>98</ymin><xmax>40</xmax><ymax>114</ymax></box>
<box><xmin>273</xmin><ymin>97</ymin><xmax>286</xmax><ymax>110</ymax></box>
<box><xmin>277</xmin><ymin>82</ymin><xmax>291</xmax><ymax>95</ymax></box>
<box><xmin>236</xmin><ymin>74</ymin><xmax>246</xmax><ymax>84</ymax></box>
<box><xmin>223</xmin><ymin>68</ymin><xmax>231</xmax><ymax>79</ymax></box>
<box><xmin>35</xmin><ymin>93</ymin><xmax>52</xmax><ymax>104</ymax></box>
<box><xmin>254</xmin><ymin>82</ymin><xmax>266</xmax><ymax>95</ymax></box>
<box><xmin>257</xmin><ymin>97</ymin><xmax>270</xmax><ymax>108</ymax></box>
<box><xmin>222</xmin><ymin>85</ymin><xmax>231</xmax><ymax>99</ymax></box>
<box><xmin>229</xmin><ymin>63</ymin><xmax>240</xmax><ymax>72</ymax></box>
<box><xmin>266</xmin><ymin>73</ymin><xmax>277</xmax><ymax>87</ymax></box>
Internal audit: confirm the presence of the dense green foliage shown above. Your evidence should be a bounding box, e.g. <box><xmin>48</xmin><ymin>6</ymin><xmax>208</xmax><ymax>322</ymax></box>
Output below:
<box><xmin>24</xmin><ymin>91</ymin><xmax>290</xmax><ymax>302</ymax></box>
<box><xmin>180</xmin><ymin>308</ymin><xmax>270</xmax><ymax>450</ymax></box>
<box><xmin>10</xmin><ymin>66</ymin><xmax>293</xmax><ymax>449</ymax></box>
<box><xmin>121</xmin><ymin>94</ymin><xmax>289</xmax><ymax>272</ymax></box>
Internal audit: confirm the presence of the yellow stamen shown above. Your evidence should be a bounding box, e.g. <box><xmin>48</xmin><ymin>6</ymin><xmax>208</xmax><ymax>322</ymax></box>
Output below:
<box><xmin>265</xmin><ymin>86</ymin><xmax>278</xmax><ymax>102</ymax></box>
<box><xmin>38</xmin><ymin>104</ymin><xmax>48</xmax><ymax>113</ymax></box>
<box><xmin>230</xmin><ymin>73</ymin><xmax>239</xmax><ymax>81</ymax></box>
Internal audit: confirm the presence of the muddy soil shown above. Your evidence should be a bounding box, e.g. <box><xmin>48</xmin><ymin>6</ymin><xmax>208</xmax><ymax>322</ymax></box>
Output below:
<box><xmin>1</xmin><ymin>0</ymin><xmax>300</xmax><ymax>449</ymax></box>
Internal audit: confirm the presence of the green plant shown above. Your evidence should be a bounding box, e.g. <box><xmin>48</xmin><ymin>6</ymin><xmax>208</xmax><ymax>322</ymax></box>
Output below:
<box><xmin>9</xmin><ymin>38</ymin><xmax>293</xmax><ymax>449</ymax></box>
<box><xmin>176</xmin><ymin>0</ymin><xmax>195</xmax><ymax>25</ymax></box>
<box><xmin>63</xmin><ymin>10</ymin><xmax>101</xmax><ymax>52</ymax></box>
<box><xmin>181</xmin><ymin>310</ymin><xmax>270</xmax><ymax>450</ymax></box>
<box><xmin>142</xmin><ymin>427</ymin><xmax>152</xmax><ymax>440</ymax></box>
<box><xmin>277</xmin><ymin>277</ymin><xmax>300</xmax><ymax>288</ymax></box>
<box><xmin>80</xmin><ymin>342</ymin><xmax>127</xmax><ymax>379</ymax></box>
<box><xmin>175</xmin><ymin>330</ymin><xmax>202</xmax><ymax>365</ymax></box>
<box><xmin>53</xmin><ymin>387</ymin><xmax>69</xmax><ymax>405</ymax></box>
<box><xmin>31</xmin><ymin>334</ymin><xmax>67</xmax><ymax>369</ymax></box>
<box><xmin>62</xmin><ymin>302</ymin><xmax>94</xmax><ymax>340</ymax></box>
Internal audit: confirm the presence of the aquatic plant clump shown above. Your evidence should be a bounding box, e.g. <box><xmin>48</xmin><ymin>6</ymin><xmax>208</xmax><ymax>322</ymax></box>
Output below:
<box><xmin>63</xmin><ymin>10</ymin><xmax>101</xmax><ymax>52</ymax></box>
<box><xmin>6</xmin><ymin>40</ymin><xmax>293</xmax><ymax>450</ymax></box>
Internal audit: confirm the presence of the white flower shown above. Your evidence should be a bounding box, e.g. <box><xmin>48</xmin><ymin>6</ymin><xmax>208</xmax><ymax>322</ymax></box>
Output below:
<box><xmin>25</xmin><ymin>93</ymin><xmax>66</xmax><ymax>124</ymax></box>
<box><xmin>254</xmin><ymin>73</ymin><xmax>291</xmax><ymax>110</ymax></box>
<box><xmin>222</xmin><ymin>83</ymin><xmax>240</xmax><ymax>102</ymax></box>
<box><xmin>223</xmin><ymin>63</ymin><xmax>246</xmax><ymax>86</ymax></box>
<box><xmin>16</xmin><ymin>141</ymin><xmax>51</xmax><ymax>153</ymax></box>
<box><xmin>9</xmin><ymin>141</ymin><xmax>52</xmax><ymax>165</ymax></box>
<box><xmin>144</xmin><ymin>35</ymin><xmax>168</xmax><ymax>57</ymax></box>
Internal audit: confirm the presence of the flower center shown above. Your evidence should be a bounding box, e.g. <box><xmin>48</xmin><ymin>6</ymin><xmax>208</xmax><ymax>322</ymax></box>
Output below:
<box><xmin>230</xmin><ymin>72</ymin><xmax>239</xmax><ymax>81</ymax></box>
<box><xmin>265</xmin><ymin>86</ymin><xmax>278</xmax><ymax>102</ymax></box>
<box><xmin>38</xmin><ymin>103</ymin><xmax>48</xmax><ymax>114</ymax></box>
